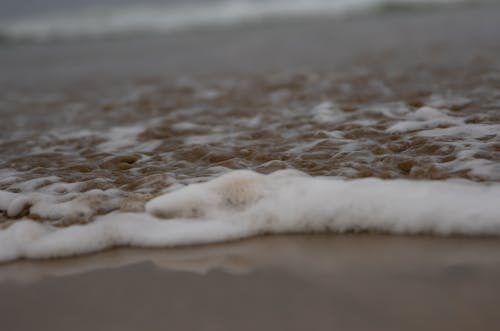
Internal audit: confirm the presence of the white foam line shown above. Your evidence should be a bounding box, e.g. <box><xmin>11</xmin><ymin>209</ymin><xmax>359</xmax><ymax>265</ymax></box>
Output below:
<box><xmin>0</xmin><ymin>214</ymin><xmax>252</xmax><ymax>262</ymax></box>
<box><xmin>1</xmin><ymin>169</ymin><xmax>499</xmax><ymax>262</ymax></box>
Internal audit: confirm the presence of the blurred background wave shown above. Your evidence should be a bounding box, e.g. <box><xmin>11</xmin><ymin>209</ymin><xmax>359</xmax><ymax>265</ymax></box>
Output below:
<box><xmin>0</xmin><ymin>0</ymin><xmax>481</xmax><ymax>43</ymax></box>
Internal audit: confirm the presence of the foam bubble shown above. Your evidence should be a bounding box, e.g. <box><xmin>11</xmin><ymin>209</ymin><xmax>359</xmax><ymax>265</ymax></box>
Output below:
<box><xmin>386</xmin><ymin>106</ymin><xmax>462</xmax><ymax>133</ymax></box>
<box><xmin>0</xmin><ymin>188</ymin><xmax>124</xmax><ymax>224</ymax></box>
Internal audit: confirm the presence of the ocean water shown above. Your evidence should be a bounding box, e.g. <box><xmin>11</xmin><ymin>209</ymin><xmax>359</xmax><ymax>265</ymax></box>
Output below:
<box><xmin>1</xmin><ymin>0</ymin><xmax>500</xmax><ymax>261</ymax></box>
<box><xmin>0</xmin><ymin>0</ymin><xmax>476</xmax><ymax>41</ymax></box>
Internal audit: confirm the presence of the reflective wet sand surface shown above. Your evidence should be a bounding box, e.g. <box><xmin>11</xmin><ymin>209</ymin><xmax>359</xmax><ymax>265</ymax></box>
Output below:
<box><xmin>2</xmin><ymin>234</ymin><xmax>500</xmax><ymax>331</ymax></box>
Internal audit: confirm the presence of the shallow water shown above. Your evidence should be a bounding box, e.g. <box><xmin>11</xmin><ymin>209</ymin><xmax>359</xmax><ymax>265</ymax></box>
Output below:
<box><xmin>1</xmin><ymin>66</ymin><xmax>499</xmax><ymax>224</ymax></box>
<box><xmin>0</xmin><ymin>3</ymin><xmax>500</xmax><ymax>260</ymax></box>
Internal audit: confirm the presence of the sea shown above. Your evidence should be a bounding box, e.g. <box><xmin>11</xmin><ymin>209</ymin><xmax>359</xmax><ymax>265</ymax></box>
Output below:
<box><xmin>0</xmin><ymin>0</ymin><xmax>500</xmax><ymax>261</ymax></box>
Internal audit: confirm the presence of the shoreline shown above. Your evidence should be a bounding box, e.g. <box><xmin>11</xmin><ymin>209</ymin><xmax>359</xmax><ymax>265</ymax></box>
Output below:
<box><xmin>3</xmin><ymin>233</ymin><xmax>500</xmax><ymax>283</ymax></box>
<box><xmin>1</xmin><ymin>4</ymin><xmax>500</xmax><ymax>330</ymax></box>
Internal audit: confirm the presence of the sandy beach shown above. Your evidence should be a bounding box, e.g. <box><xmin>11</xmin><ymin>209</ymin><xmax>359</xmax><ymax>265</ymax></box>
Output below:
<box><xmin>1</xmin><ymin>1</ymin><xmax>500</xmax><ymax>330</ymax></box>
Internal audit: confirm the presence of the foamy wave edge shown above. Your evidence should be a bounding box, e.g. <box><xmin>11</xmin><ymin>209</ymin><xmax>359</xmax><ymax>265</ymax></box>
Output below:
<box><xmin>1</xmin><ymin>169</ymin><xmax>499</xmax><ymax>262</ymax></box>
<box><xmin>0</xmin><ymin>0</ymin><xmax>470</xmax><ymax>42</ymax></box>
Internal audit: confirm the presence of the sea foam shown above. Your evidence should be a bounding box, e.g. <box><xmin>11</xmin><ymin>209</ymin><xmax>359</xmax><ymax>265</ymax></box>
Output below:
<box><xmin>1</xmin><ymin>169</ymin><xmax>499</xmax><ymax>262</ymax></box>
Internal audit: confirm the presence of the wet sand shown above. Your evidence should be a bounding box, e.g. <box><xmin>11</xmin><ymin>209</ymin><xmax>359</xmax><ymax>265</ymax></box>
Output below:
<box><xmin>2</xmin><ymin>234</ymin><xmax>500</xmax><ymax>331</ymax></box>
